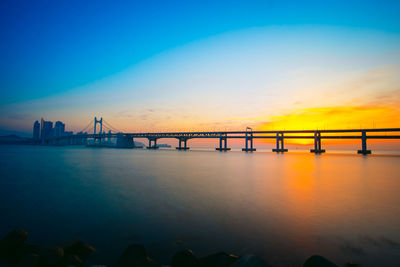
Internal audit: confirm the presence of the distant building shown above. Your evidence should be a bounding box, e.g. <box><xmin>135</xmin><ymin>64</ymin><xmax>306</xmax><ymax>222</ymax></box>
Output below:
<box><xmin>64</xmin><ymin>131</ymin><xmax>73</xmax><ymax>144</ymax></box>
<box><xmin>40</xmin><ymin>118</ymin><xmax>53</xmax><ymax>144</ymax></box>
<box><xmin>107</xmin><ymin>130</ymin><xmax>112</xmax><ymax>142</ymax></box>
<box><xmin>75</xmin><ymin>131</ymin><xmax>88</xmax><ymax>145</ymax></box>
<box><xmin>33</xmin><ymin>118</ymin><xmax>74</xmax><ymax>145</ymax></box>
<box><xmin>54</xmin><ymin>121</ymin><xmax>65</xmax><ymax>137</ymax></box>
<box><xmin>33</xmin><ymin>120</ymin><xmax>40</xmax><ymax>141</ymax></box>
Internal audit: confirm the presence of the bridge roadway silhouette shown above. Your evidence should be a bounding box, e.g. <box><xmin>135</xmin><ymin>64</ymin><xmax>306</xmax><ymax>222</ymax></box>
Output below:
<box><xmin>57</xmin><ymin>127</ymin><xmax>400</xmax><ymax>155</ymax></box>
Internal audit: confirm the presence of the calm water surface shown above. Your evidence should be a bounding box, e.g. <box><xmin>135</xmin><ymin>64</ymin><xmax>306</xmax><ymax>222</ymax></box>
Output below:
<box><xmin>0</xmin><ymin>145</ymin><xmax>399</xmax><ymax>266</ymax></box>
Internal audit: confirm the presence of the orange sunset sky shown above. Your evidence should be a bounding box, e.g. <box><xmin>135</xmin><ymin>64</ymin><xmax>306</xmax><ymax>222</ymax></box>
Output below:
<box><xmin>1</xmin><ymin>2</ymin><xmax>399</xmax><ymax>149</ymax></box>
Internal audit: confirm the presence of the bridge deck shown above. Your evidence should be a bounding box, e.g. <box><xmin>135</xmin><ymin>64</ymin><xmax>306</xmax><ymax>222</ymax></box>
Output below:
<box><xmin>48</xmin><ymin>128</ymin><xmax>400</xmax><ymax>154</ymax></box>
<box><xmin>54</xmin><ymin>128</ymin><xmax>400</xmax><ymax>140</ymax></box>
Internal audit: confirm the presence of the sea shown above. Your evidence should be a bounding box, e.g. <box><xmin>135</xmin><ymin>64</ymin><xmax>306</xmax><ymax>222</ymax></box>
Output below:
<box><xmin>0</xmin><ymin>145</ymin><xmax>399</xmax><ymax>266</ymax></box>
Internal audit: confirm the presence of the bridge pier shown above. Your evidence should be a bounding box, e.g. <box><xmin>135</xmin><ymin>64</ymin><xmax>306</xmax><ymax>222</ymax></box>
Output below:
<box><xmin>176</xmin><ymin>138</ymin><xmax>190</xmax><ymax>150</ymax></box>
<box><xmin>310</xmin><ymin>132</ymin><xmax>325</xmax><ymax>153</ymax></box>
<box><xmin>357</xmin><ymin>131</ymin><xmax>371</xmax><ymax>155</ymax></box>
<box><xmin>272</xmin><ymin>132</ymin><xmax>288</xmax><ymax>152</ymax></box>
<box><xmin>147</xmin><ymin>138</ymin><xmax>159</xmax><ymax>149</ymax></box>
<box><xmin>116</xmin><ymin>134</ymin><xmax>135</xmax><ymax>148</ymax></box>
<box><xmin>216</xmin><ymin>137</ymin><xmax>231</xmax><ymax>151</ymax></box>
<box><xmin>242</xmin><ymin>132</ymin><xmax>256</xmax><ymax>152</ymax></box>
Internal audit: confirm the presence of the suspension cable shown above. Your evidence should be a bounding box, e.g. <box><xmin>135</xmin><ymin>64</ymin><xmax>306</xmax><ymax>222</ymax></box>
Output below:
<box><xmin>103</xmin><ymin>119</ymin><xmax>123</xmax><ymax>133</ymax></box>
<box><xmin>78</xmin><ymin>120</ymin><xmax>94</xmax><ymax>133</ymax></box>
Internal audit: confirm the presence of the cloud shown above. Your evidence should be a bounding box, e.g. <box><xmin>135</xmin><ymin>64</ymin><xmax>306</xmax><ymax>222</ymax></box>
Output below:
<box><xmin>116</xmin><ymin>110</ymin><xmax>134</xmax><ymax>118</ymax></box>
<box><xmin>259</xmin><ymin>104</ymin><xmax>400</xmax><ymax>130</ymax></box>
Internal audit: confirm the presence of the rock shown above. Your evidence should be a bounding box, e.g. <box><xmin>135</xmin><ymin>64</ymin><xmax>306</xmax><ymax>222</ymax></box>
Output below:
<box><xmin>16</xmin><ymin>253</ymin><xmax>40</xmax><ymax>267</ymax></box>
<box><xmin>115</xmin><ymin>245</ymin><xmax>159</xmax><ymax>267</ymax></box>
<box><xmin>170</xmin><ymin>250</ymin><xmax>198</xmax><ymax>267</ymax></box>
<box><xmin>117</xmin><ymin>245</ymin><xmax>147</xmax><ymax>265</ymax></box>
<box><xmin>61</xmin><ymin>238</ymin><xmax>84</xmax><ymax>254</ymax></box>
<box><xmin>77</xmin><ymin>243</ymin><xmax>96</xmax><ymax>260</ymax></box>
<box><xmin>303</xmin><ymin>255</ymin><xmax>338</xmax><ymax>267</ymax></box>
<box><xmin>198</xmin><ymin>252</ymin><xmax>238</xmax><ymax>267</ymax></box>
<box><xmin>0</xmin><ymin>229</ymin><xmax>29</xmax><ymax>259</ymax></box>
<box><xmin>230</xmin><ymin>255</ymin><xmax>270</xmax><ymax>267</ymax></box>
<box><xmin>65</xmin><ymin>254</ymin><xmax>83</xmax><ymax>266</ymax></box>
<box><xmin>60</xmin><ymin>238</ymin><xmax>95</xmax><ymax>262</ymax></box>
<box><xmin>2</xmin><ymin>229</ymin><xmax>28</xmax><ymax>244</ymax></box>
<box><xmin>37</xmin><ymin>246</ymin><xmax>64</xmax><ymax>265</ymax></box>
<box><xmin>14</xmin><ymin>243</ymin><xmax>39</xmax><ymax>261</ymax></box>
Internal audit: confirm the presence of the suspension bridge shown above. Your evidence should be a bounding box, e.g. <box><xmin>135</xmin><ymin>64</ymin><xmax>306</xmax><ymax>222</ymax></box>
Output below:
<box><xmin>50</xmin><ymin>117</ymin><xmax>400</xmax><ymax>155</ymax></box>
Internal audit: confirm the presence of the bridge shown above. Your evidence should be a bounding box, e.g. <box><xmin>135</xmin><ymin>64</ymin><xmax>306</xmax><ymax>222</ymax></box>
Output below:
<box><xmin>51</xmin><ymin>117</ymin><xmax>400</xmax><ymax>155</ymax></box>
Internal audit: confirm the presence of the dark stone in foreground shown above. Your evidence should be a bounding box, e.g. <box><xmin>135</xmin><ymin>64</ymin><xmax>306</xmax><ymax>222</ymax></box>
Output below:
<box><xmin>0</xmin><ymin>229</ymin><xmax>28</xmax><ymax>256</ymax></box>
<box><xmin>60</xmin><ymin>238</ymin><xmax>95</xmax><ymax>262</ymax></box>
<box><xmin>171</xmin><ymin>249</ymin><xmax>198</xmax><ymax>267</ymax></box>
<box><xmin>115</xmin><ymin>244</ymin><xmax>160</xmax><ymax>267</ymax></box>
<box><xmin>2</xmin><ymin>229</ymin><xmax>28</xmax><ymax>247</ymax></box>
<box><xmin>0</xmin><ymin>229</ymin><xmax>29</xmax><ymax>263</ymax></box>
<box><xmin>0</xmin><ymin>228</ymin><xmax>364</xmax><ymax>267</ymax></box>
<box><xmin>0</xmin><ymin>229</ymin><xmax>96</xmax><ymax>267</ymax></box>
<box><xmin>230</xmin><ymin>255</ymin><xmax>270</xmax><ymax>267</ymax></box>
<box><xmin>16</xmin><ymin>253</ymin><xmax>40</xmax><ymax>267</ymax></box>
<box><xmin>65</xmin><ymin>254</ymin><xmax>83</xmax><ymax>266</ymax></box>
<box><xmin>37</xmin><ymin>246</ymin><xmax>64</xmax><ymax>265</ymax></box>
<box><xmin>198</xmin><ymin>252</ymin><xmax>238</xmax><ymax>267</ymax></box>
<box><xmin>303</xmin><ymin>255</ymin><xmax>338</xmax><ymax>267</ymax></box>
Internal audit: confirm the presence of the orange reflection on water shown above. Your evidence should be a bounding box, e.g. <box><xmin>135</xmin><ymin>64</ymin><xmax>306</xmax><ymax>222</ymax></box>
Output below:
<box><xmin>282</xmin><ymin>156</ymin><xmax>318</xmax><ymax>252</ymax></box>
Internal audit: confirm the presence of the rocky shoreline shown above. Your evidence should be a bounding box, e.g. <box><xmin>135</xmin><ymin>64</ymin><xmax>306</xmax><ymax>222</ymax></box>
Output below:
<box><xmin>0</xmin><ymin>229</ymin><xmax>360</xmax><ymax>267</ymax></box>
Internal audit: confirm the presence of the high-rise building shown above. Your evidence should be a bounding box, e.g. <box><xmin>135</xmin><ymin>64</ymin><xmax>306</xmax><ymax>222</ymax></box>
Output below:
<box><xmin>40</xmin><ymin>118</ymin><xmax>53</xmax><ymax>144</ymax></box>
<box><xmin>33</xmin><ymin>120</ymin><xmax>40</xmax><ymax>142</ymax></box>
<box><xmin>54</xmin><ymin>121</ymin><xmax>65</xmax><ymax>137</ymax></box>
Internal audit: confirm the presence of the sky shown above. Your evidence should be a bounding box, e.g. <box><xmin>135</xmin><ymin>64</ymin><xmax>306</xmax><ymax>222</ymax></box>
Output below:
<box><xmin>1</xmin><ymin>0</ymin><xmax>400</xmax><ymax>143</ymax></box>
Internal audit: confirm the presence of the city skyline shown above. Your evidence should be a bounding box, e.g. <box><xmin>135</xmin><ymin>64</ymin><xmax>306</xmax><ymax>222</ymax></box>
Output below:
<box><xmin>31</xmin><ymin>118</ymin><xmax>73</xmax><ymax>143</ymax></box>
<box><xmin>1</xmin><ymin>1</ymin><xmax>400</xmax><ymax>147</ymax></box>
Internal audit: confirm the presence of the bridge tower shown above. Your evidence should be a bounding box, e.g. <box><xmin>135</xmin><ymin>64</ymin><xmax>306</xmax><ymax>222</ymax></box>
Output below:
<box><xmin>93</xmin><ymin>117</ymin><xmax>103</xmax><ymax>142</ymax></box>
<box><xmin>93</xmin><ymin>117</ymin><xmax>103</xmax><ymax>135</ymax></box>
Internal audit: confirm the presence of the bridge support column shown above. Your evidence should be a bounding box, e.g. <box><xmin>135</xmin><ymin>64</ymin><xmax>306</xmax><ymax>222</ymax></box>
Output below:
<box><xmin>357</xmin><ymin>131</ymin><xmax>371</xmax><ymax>155</ymax></box>
<box><xmin>216</xmin><ymin>137</ymin><xmax>231</xmax><ymax>151</ymax></box>
<box><xmin>147</xmin><ymin>138</ymin><xmax>159</xmax><ymax>149</ymax></box>
<box><xmin>272</xmin><ymin>132</ymin><xmax>288</xmax><ymax>152</ymax></box>
<box><xmin>116</xmin><ymin>134</ymin><xmax>135</xmax><ymax>148</ymax></box>
<box><xmin>242</xmin><ymin>132</ymin><xmax>256</xmax><ymax>152</ymax></box>
<box><xmin>310</xmin><ymin>132</ymin><xmax>325</xmax><ymax>153</ymax></box>
<box><xmin>176</xmin><ymin>138</ymin><xmax>190</xmax><ymax>150</ymax></box>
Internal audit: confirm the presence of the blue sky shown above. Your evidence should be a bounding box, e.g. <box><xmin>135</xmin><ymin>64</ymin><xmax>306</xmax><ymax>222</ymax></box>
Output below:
<box><xmin>1</xmin><ymin>0</ymin><xmax>400</xmax><ymax>134</ymax></box>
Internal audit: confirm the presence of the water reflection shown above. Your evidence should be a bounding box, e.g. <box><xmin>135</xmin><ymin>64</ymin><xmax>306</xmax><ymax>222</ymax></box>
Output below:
<box><xmin>0</xmin><ymin>146</ymin><xmax>399</xmax><ymax>266</ymax></box>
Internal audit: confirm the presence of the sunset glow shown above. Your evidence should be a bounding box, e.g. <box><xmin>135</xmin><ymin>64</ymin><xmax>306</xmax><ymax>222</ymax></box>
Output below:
<box><xmin>257</xmin><ymin>104</ymin><xmax>400</xmax><ymax>145</ymax></box>
<box><xmin>0</xmin><ymin>1</ymin><xmax>399</xmax><ymax>149</ymax></box>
